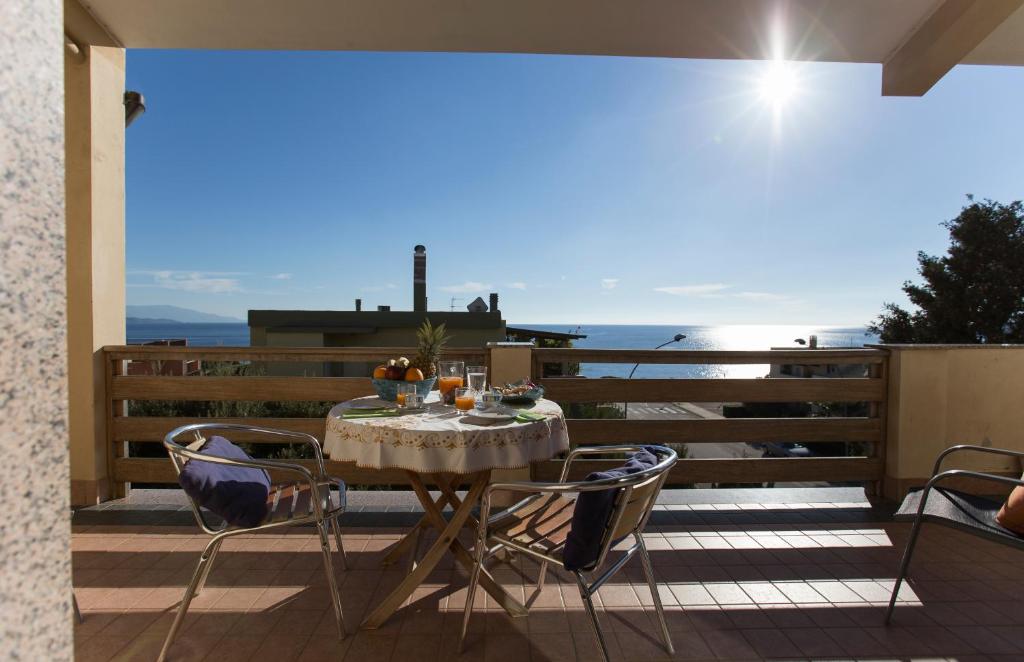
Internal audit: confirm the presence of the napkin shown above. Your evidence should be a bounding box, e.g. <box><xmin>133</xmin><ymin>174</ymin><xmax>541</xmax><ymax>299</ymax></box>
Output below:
<box><xmin>514</xmin><ymin>411</ymin><xmax>547</xmax><ymax>423</ymax></box>
<box><xmin>342</xmin><ymin>409</ymin><xmax>402</xmax><ymax>419</ymax></box>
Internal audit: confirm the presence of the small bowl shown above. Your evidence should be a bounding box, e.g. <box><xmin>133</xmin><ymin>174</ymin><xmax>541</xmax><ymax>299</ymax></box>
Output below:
<box><xmin>372</xmin><ymin>377</ymin><xmax>436</xmax><ymax>402</ymax></box>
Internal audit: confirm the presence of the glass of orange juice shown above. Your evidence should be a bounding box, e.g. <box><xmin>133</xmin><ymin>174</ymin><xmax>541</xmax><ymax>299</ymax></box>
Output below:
<box><xmin>437</xmin><ymin>360</ymin><xmax>464</xmax><ymax>405</ymax></box>
<box><xmin>454</xmin><ymin>388</ymin><xmax>476</xmax><ymax>412</ymax></box>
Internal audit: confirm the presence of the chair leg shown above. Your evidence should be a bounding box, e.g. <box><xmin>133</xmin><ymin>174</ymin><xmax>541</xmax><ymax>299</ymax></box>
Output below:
<box><xmin>885</xmin><ymin>517</ymin><xmax>925</xmax><ymax>625</ymax></box>
<box><xmin>72</xmin><ymin>591</ymin><xmax>83</xmax><ymax>624</ymax></box>
<box><xmin>195</xmin><ymin>538</ymin><xmax>222</xmax><ymax>595</ymax></box>
<box><xmin>524</xmin><ymin>559</ymin><xmax>549</xmax><ymax>608</ymax></box>
<box><xmin>158</xmin><ymin>536</ymin><xmax>220</xmax><ymax>662</ymax></box>
<box><xmin>637</xmin><ymin>536</ymin><xmax>674</xmax><ymax>654</ymax></box>
<box><xmin>575</xmin><ymin>571</ymin><xmax>611</xmax><ymax>662</ymax></box>
<box><xmin>459</xmin><ymin>536</ymin><xmax>487</xmax><ymax>651</ymax></box>
<box><xmin>317</xmin><ymin>521</ymin><xmax>347</xmax><ymax>640</ymax></box>
<box><xmin>330</xmin><ymin>516</ymin><xmax>348</xmax><ymax>571</ymax></box>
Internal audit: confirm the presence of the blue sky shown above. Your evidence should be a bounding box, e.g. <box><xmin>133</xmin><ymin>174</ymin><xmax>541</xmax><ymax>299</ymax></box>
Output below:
<box><xmin>126</xmin><ymin>51</ymin><xmax>1024</xmax><ymax>325</ymax></box>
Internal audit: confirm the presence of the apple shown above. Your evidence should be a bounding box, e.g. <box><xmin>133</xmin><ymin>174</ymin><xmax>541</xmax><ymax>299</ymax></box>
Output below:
<box><xmin>384</xmin><ymin>364</ymin><xmax>405</xmax><ymax>380</ymax></box>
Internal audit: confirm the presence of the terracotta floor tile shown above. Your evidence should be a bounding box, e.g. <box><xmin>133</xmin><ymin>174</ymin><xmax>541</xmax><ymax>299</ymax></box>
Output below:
<box><xmin>699</xmin><ymin>629</ymin><xmax>758</xmax><ymax>660</ymax></box>
<box><xmin>74</xmin><ymin>634</ymin><xmax>132</xmax><ymax>662</ymax></box>
<box><xmin>392</xmin><ymin>633</ymin><xmax>444</xmax><ymax>662</ymax></box>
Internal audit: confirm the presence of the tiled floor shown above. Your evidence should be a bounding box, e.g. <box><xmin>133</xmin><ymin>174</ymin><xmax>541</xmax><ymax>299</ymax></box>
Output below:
<box><xmin>73</xmin><ymin>496</ymin><xmax>1024</xmax><ymax>661</ymax></box>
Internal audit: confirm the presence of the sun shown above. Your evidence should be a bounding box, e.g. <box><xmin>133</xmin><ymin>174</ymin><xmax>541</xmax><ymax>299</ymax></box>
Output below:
<box><xmin>757</xmin><ymin>60</ymin><xmax>800</xmax><ymax>109</ymax></box>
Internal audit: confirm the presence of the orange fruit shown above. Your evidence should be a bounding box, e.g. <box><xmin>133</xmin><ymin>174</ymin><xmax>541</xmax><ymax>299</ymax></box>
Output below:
<box><xmin>404</xmin><ymin>367</ymin><xmax>425</xmax><ymax>382</ymax></box>
<box><xmin>372</xmin><ymin>365</ymin><xmax>387</xmax><ymax>379</ymax></box>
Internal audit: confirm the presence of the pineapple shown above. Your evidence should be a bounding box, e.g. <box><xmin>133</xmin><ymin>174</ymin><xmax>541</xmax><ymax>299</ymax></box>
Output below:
<box><xmin>410</xmin><ymin>319</ymin><xmax>450</xmax><ymax>378</ymax></box>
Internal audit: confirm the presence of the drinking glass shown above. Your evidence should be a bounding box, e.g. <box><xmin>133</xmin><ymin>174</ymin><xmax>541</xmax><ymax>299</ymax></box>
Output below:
<box><xmin>437</xmin><ymin>360</ymin><xmax>464</xmax><ymax>405</ymax></box>
<box><xmin>396</xmin><ymin>382</ymin><xmax>417</xmax><ymax>408</ymax></box>
<box><xmin>466</xmin><ymin>365</ymin><xmax>488</xmax><ymax>393</ymax></box>
<box><xmin>454</xmin><ymin>388</ymin><xmax>476</xmax><ymax>412</ymax></box>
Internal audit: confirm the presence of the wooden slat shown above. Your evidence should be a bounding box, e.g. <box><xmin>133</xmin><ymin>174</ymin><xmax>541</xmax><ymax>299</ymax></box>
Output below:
<box><xmin>532</xmin><ymin>348</ymin><xmax>887</xmax><ymax>365</ymax></box>
<box><xmin>103</xmin><ymin>345</ymin><xmax>485</xmax><ymax>363</ymax></box>
<box><xmin>534</xmin><ymin>457</ymin><xmax>883</xmax><ymax>484</ymax></box>
<box><xmin>113</xmin><ymin>457</ymin><xmax>413</xmax><ymax>486</ymax></box>
<box><xmin>540</xmin><ymin>378</ymin><xmax>884</xmax><ymax>403</ymax></box>
<box><xmin>112</xmin><ymin>376</ymin><xmax>374</xmax><ymax>402</ymax></box>
<box><xmin>113</xmin><ymin>417</ymin><xmax>326</xmax><ymax>442</ymax></box>
<box><xmin>565</xmin><ymin>417</ymin><xmax>881</xmax><ymax>445</ymax></box>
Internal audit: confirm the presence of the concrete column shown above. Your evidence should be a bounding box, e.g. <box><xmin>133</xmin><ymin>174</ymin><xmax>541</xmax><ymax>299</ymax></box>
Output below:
<box><xmin>0</xmin><ymin>0</ymin><xmax>74</xmax><ymax>657</ymax></box>
<box><xmin>882</xmin><ymin>345</ymin><xmax>1024</xmax><ymax>500</ymax></box>
<box><xmin>65</xmin><ymin>42</ymin><xmax>126</xmax><ymax>505</ymax></box>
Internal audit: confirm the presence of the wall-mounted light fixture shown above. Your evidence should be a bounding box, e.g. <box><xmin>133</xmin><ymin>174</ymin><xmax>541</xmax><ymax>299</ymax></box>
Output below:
<box><xmin>124</xmin><ymin>91</ymin><xmax>145</xmax><ymax>127</ymax></box>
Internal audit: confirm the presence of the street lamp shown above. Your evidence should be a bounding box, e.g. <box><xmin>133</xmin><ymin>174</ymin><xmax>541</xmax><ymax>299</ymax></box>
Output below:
<box><xmin>624</xmin><ymin>333</ymin><xmax>686</xmax><ymax>417</ymax></box>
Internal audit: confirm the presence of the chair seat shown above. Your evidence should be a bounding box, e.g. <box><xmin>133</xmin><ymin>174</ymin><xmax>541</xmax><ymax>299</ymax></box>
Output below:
<box><xmin>264</xmin><ymin>477</ymin><xmax>346</xmax><ymax>525</ymax></box>
<box><xmin>490</xmin><ymin>492</ymin><xmax>576</xmax><ymax>557</ymax></box>
<box><xmin>896</xmin><ymin>486</ymin><xmax>1024</xmax><ymax>548</ymax></box>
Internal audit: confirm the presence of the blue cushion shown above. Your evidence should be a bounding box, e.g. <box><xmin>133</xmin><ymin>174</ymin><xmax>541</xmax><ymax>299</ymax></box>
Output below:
<box><xmin>563</xmin><ymin>447</ymin><xmax>660</xmax><ymax>571</ymax></box>
<box><xmin>178</xmin><ymin>435</ymin><xmax>271</xmax><ymax>528</ymax></box>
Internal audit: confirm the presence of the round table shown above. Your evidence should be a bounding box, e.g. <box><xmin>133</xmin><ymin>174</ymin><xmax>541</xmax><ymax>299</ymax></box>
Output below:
<box><xmin>324</xmin><ymin>394</ymin><xmax>568</xmax><ymax>473</ymax></box>
<box><xmin>323</xmin><ymin>393</ymin><xmax>570</xmax><ymax>629</ymax></box>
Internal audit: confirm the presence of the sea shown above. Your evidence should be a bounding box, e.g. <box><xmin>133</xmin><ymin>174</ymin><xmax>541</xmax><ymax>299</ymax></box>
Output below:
<box><xmin>127</xmin><ymin>321</ymin><xmax>878</xmax><ymax>380</ymax></box>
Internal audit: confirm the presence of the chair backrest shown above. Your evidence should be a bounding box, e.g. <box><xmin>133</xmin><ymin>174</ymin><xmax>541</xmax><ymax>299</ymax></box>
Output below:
<box><xmin>586</xmin><ymin>445</ymin><xmax>677</xmax><ymax>569</ymax></box>
<box><xmin>164</xmin><ymin>422</ymin><xmax>316</xmax><ymax>534</ymax></box>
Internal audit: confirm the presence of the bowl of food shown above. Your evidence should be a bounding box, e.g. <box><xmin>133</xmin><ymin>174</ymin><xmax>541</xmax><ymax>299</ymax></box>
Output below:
<box><xmin>371</xmin><ymin>357</ymin><xmax>435</xmax><ymax>402</ymax></box>
<box><xmin>493</xmin><ymin>379</ymin><xmax>544</xmax><ymax>404</ymax></box>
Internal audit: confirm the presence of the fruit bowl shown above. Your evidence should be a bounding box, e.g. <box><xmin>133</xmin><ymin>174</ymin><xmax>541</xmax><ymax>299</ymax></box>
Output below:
<box><xmin>371</xmin><ymin>377</ymin><xmax>436</xmax><ymax>402</ymax></box>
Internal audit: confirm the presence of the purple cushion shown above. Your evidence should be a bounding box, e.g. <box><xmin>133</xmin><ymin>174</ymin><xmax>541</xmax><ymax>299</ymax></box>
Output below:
<box><xmin>563</xmin><ymin>447</ymin><xmax>659</xmax><ymax>571</ymax></box>
<box><xmin>178</xmin><ymin>435</ymin><xmax>271</xmax><ymax>528</ymax></box>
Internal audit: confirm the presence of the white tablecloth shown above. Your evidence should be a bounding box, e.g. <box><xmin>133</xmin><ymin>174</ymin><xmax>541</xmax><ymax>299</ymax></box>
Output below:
<box><xmin>323</xmin><ymin>394</ymin><xmax>569</xmax><ymax>474</ymax></box>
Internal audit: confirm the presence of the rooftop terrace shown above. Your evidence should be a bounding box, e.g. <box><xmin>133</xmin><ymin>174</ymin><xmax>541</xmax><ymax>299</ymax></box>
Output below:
<box><xmin>72</xmin><ymin>488</ymin><xmax>1024</xmax><ymax>662</ymax></box>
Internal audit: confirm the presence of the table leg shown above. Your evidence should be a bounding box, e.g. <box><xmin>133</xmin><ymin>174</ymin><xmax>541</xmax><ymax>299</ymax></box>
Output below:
<box><xmin>380</xmin><ymin>489</ymin><xmax>450</xmax><ymax>568</ymax></box>
<box><xmin>361</xmin><ymin>472</ymin><xmax>488</xmax><ymax>630</ymax></box>
<box><xmin>410</xmin><ymin>473</ymin><xmax>527</xmax><ymax>619</ymax></box>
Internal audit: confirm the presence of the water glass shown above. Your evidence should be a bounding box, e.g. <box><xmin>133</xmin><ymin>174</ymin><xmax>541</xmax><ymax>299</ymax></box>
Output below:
<box><xmin>466</xmin><ymin>365</ymin><xmax>488</xmax><ymax>393</ymax></box>
<box><xmin>396</xmin><ymin>383</ymin><xmax>419</xmax><ymax>409</ymax></box>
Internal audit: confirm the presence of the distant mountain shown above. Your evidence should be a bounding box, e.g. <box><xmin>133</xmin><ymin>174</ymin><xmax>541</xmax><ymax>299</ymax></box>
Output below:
<box><xmin>126</xmin><ymin>305</ymin><xmax>244</xmax><ymax>324</ymax></box>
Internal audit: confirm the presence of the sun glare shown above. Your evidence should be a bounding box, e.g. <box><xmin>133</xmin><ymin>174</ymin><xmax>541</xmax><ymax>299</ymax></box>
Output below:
<box><xmin>757</xmin><ymin>60</ymin><xmax>800</xmax><ymax>109</ymax></box>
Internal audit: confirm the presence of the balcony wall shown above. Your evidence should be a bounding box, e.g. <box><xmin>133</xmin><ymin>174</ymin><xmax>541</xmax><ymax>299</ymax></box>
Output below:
<box><xmin>882</xmin><ymin>344</ymin><xmax>1024</xmax><ymax>498</ymax></box>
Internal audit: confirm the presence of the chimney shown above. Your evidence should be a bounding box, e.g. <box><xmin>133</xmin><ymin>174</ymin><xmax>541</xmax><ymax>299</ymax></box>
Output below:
<box><xmin>355</xmin><ymin>298</ymin><xmax>362</xmax><ymax>312</ymax></box>
<box><xmin>413</xmin><ymin>245</ymin><xmax>427</xmax><ymax>312</ymax></box>
<box><xmin>489</xmin><ymin>292</ymin><xmax>499</xmax><ymax>314</ymax></box>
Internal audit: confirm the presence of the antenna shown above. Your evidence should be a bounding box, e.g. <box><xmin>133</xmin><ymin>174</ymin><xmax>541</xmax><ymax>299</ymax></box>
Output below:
<box><xmin>449</xmin><ymin>297</ymin><xmax>463</xmax><ymax>312</ymax></box>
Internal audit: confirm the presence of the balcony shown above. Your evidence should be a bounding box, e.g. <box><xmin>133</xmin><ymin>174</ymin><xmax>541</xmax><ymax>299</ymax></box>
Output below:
<box><xmin>73</xmin><ymin>488</ymin><xmax>1024</xmax><ymax>661</ymax></box>
<box><xmin>65</xmin><ymin>343</ymin><xmax>1024</xmax><ymax>660</ymax></box>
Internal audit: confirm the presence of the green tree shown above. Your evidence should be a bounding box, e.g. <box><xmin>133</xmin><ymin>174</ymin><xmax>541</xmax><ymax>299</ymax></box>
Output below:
<box><xmin>870</xmin><ymin>198</ymin><xmax>1024</xmax><ymax>343</ymax></box>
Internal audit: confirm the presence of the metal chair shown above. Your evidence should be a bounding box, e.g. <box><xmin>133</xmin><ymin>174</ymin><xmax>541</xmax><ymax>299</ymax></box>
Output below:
<box><xmin>460</xmin><ymin>445</ymin><xmax>678</xmax><ymax>662</ymax></box>
<box><xmin>159</xmin><ymin>423</ymin><xmax>348</xmax><ymax>662</ymax></box>
<box><xmin>885</xmin><ymin>444</ymin><xmax>1024</xmax><ymax>624</ymax></box>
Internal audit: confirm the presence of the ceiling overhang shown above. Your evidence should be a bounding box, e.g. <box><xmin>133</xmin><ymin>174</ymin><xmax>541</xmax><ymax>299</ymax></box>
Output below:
<box><xmin>68</xmin><ymin>0</ymin><xmax>1024</xmax><ymax>96</ymax></box>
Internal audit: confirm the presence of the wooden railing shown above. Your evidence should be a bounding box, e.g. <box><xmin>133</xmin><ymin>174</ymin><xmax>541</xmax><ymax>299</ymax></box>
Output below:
<box><xmin>104</xmin><ymin>344</ymin><xmax>888</xmax><ymax>494</ymax></box>
<box><xmin>103</xmin><ymin>345</ymin><xmax>488</xmax><ymax>491</ymax></box>
<box><xmin>530</xmin><ymin>347</ymin><xmax>888</xmax><ymax>489</ymax></box>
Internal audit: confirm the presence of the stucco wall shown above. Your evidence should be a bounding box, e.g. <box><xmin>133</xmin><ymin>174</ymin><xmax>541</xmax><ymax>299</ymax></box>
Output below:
<box><xmin>66</xmin><ymin>44</ymin><xmax>126</xmax><ymax>504</ymax></box>
<box><xmin>884</xmin><ymin>345</ymin><xmax>1024</xmax><ymax>497</ymax></box>
<box><xmin>0</xmin><ymin>0</ymin><xmax>73</xmax><ymax>658</ymax></box>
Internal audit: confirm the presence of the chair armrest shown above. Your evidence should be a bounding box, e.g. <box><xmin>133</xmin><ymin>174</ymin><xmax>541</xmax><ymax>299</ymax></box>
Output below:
<box><xmin>559</xmin><ymin>444</ymin><xmax>657</xmax><ymax>482</ymax></box>
<box><xmin>932</xmin><ymin>445</ymin><xmax>1024</xmax><ymax>477</ymax></box>
<box><xmin>927</xmin><ymin>468</ymin><xmax>1024</xmax><ymax>492</ymax></box>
